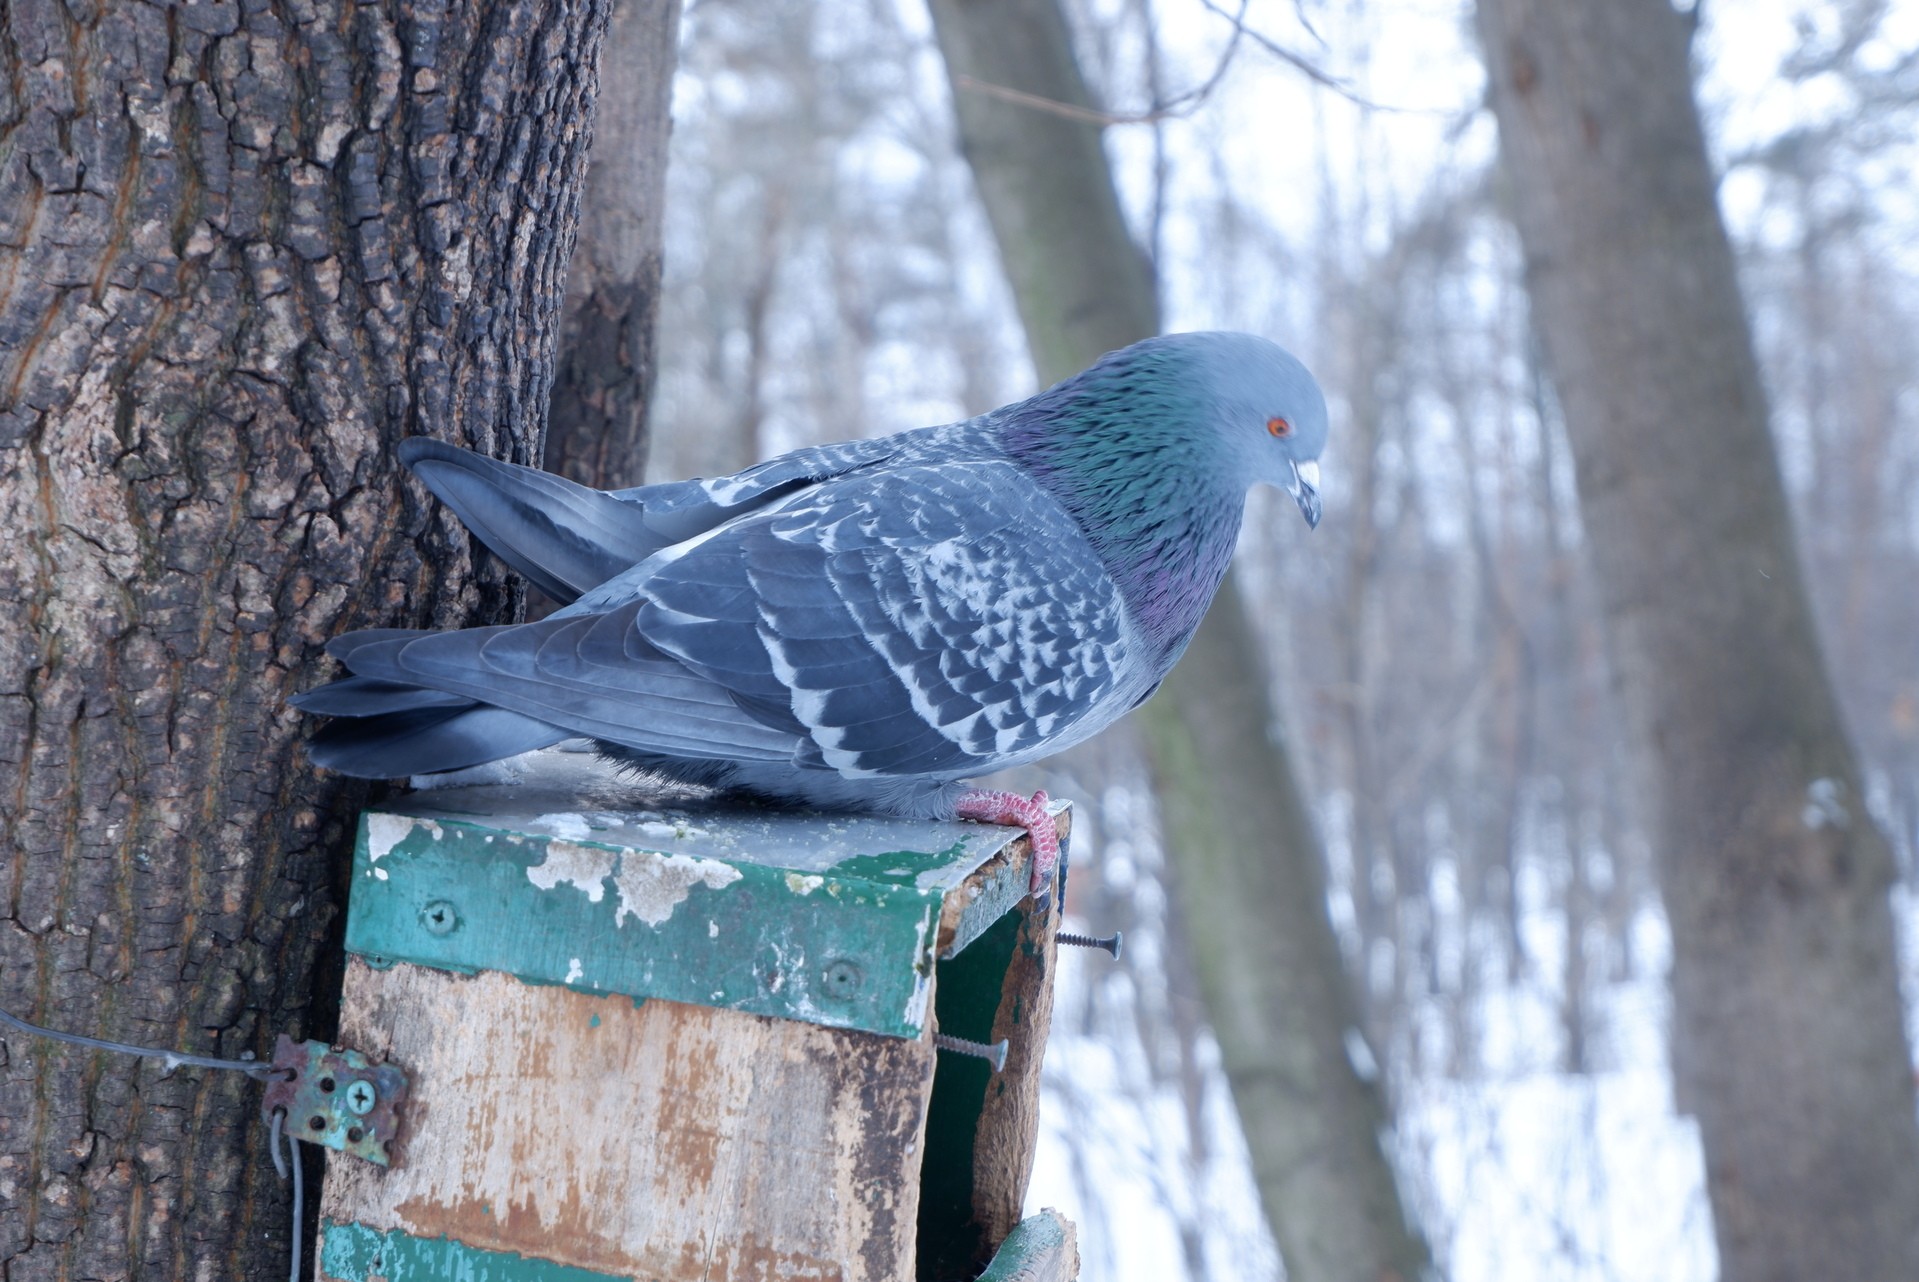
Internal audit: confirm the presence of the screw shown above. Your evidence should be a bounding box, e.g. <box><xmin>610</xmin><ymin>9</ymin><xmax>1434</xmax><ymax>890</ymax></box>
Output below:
<box><xmin>419</xmin><ymin>900</ymin><xmax>459</xmax><ymax>936</ymax></box>
<box><xmin>820</xmin><ymin>959</ymin><xmax>863</xmax><ymax>1000</ymax></box>
<box><xmin>1057</xmin><ymin>929</ymin><xmax>1123</xmax><ymax>959</ymax></box>
<box><xmin>344</xmin><ymin>1079</ymin><xmax>378</xmax><ymax>1115</ymax></box>
<box><xmin>934</xmin><ymin>1032</ymin><xmax>1010</xmax><ymax>1073</ymax></box>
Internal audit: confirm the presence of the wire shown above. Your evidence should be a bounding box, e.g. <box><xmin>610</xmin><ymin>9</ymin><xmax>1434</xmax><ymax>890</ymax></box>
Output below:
<box><xmin>0</xmin><ymin>1002</ymin><xmax>286</xmax><ymax>1079</ymax></box>
<box><xmin>271</xmin><ymin>1109</ymin><xmax>305</xmax><ymax>1282</ymax></box>
<box><xmin>270</xmin><ymin>1108</ymin><xmax>291</xmax><ymax>1180</ymax></box>
<box><xmin>4</xmin><ymin>996</ymin><xmax>305</xmax><ymax>1280</ymax></box>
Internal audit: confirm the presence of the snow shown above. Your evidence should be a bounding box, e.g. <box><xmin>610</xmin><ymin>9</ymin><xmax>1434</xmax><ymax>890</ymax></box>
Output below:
<box><xmin>1028</xmin><ymin>909</ymin><xmax>1717</xmax><ymax>1282</ymax></box>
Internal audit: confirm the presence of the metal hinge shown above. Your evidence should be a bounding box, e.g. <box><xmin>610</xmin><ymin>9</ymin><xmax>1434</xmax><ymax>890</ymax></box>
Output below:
<box><xmin>259</xmin><ymin>1034</ymin><xmax>409</xmax><ymax>1166</ymax></box>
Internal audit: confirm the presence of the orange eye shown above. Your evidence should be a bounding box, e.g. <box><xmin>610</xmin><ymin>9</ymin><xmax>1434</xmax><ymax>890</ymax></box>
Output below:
<box><xmin>1267</xmin><ymin>417</ymin><xmax>1292</xmax><ymax>438</ymax></box>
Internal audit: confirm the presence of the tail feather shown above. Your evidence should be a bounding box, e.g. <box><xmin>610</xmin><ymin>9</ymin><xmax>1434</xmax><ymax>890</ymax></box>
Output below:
<box><xmin>290</xmin><ymin>674</ymin><xmax>472</xmax><ymax>717</ymax></box>
<box><xmin>398</xmin><ymin>438</ymin><xmax>666</xmax><ymax>602</ymax></box>
<box><xmin>305</xmin><ymin>704</ymin><xmax>571</xmax><ymax>778</ymax></box>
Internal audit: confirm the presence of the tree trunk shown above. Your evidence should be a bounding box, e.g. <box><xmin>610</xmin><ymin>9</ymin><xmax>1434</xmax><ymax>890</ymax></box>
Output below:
<box><xmin>0</xmin><ymin>0</ymin><xmax>616</xmax><ymax>1274</ymax></box>
<box><xmin>1475</xmin><ymin>1</ymin><xmax>1919</xmax><ymax>1277</ymax></box>
<box><xmin>544</xmin><ymin>0</ymin><xmax>681</xmax><ymax>491</ymax></box>
<box><xmin>926</xmin><ymin>2</ymin><xmax>1431</xmax><ymax>1278</ymax></box>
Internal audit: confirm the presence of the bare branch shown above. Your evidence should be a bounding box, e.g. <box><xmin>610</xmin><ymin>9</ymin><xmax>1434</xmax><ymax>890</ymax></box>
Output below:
<box><xmin>954</xmin><ymin>0</ymin><xmax>1248</xmax><ymax>126</ymax></box>
<box><xmin>1193</xmin><ymin>0</ymin><xmax>1420</xmax><ymax>112</ymax></box>
<box><xmin>953</xmin><ymin>0</ymin><xmax>1437</xmax><ymax>125</ymax></box>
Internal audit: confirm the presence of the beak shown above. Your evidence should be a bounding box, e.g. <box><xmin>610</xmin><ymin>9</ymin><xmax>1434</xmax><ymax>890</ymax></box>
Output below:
<box><xmin>1289</xmin><ymin>458</ymin><xmax>1322</xmax><ymax>529</ymax></box>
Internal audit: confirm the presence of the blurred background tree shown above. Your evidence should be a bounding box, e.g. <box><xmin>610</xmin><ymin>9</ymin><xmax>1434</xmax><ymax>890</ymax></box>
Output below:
<box><xmin>1477</xmin><ymin>0</ymin><xmax>1919</xmax><ymax>1274</ymax></box>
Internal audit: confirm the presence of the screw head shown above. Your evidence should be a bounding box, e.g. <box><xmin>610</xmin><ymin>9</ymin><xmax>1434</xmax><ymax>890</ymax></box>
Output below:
<box><xmin>820</xmin><ymin>959</ymin><xmax>863</xmax><ymax>1000</ymax></box>
<box><xmin>419</xmin><ymin>900</ymin><xmax>460</xmax><ymax>936</ymax></box>
<box><xmin>344</xmin><ymin>1079</ymin><xmax>378</xmax><ymax>1115</ymax></box>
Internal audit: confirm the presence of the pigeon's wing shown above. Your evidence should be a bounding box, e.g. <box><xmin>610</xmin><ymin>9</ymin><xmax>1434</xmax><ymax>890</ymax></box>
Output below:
<box><xmin>397</xmin><ymin>435</ymin><xmax>907</xmax><ymax>604</ymax></box>
<box><xmin>636</xmin><ymin>461</ymin><xmax>1136</xmax><ymax>777</ymax></box>
<box><xmin>326</xmin><ymin>460</ymin><xmax>1134</xmax><ymax>777</ymax></box>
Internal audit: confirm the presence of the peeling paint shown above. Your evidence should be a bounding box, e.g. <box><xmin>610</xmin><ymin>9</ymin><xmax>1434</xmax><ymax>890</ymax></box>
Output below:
<box><xmin>905</xmin><ymin>971</ymin><xmax>933</xmax><ymax>1030</ymax></box>
<box><xmin>366</xmin><ymin>814</ymin><xmax>440</xmax><ymax>862</ymax></box>
<box><xmin>526</xmin><ymin>841</ymin><xmax>616</xmax><ymax>902</ymax></box>
<box><xmin>785</xmin><ymin>872</ymin><xmax>825</xmax><ymax>895</ymax></box>
<box><xmin>902</xmin><ymin>904</ymin><xmax>939</xmax><ymax>1028</ymax></box>
<box><xmin>365</xmin><ymin>814</ymin><xmax>411</xmax><ymax>863</ymax></box>
<box><xmin>611</xmin><ymin>850</ymin><xmax>742</xmax><ymax>927</ymax></box>
<box><xmin>913</xmin><ymin>841</ymin><xmax>976</xmax><ymax>888</ymax></box>
<box><xmin>565</xmin><ymin>958</ymin><xmax>584</xmax><ymax>984</ymax></box>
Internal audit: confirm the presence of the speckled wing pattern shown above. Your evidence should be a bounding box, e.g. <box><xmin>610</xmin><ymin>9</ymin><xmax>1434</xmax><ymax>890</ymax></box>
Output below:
<box><xmin>636</xmin><ymin>461</ymin><xmax>1134</xmax><ymax>778</ymax></box>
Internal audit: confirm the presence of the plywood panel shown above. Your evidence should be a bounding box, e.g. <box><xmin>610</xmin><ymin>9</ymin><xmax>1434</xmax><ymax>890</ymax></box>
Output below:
<box><xmin>320</xmin><ymin>957</ymin><xmax>937</xmax><ymax>1282</ymax></box>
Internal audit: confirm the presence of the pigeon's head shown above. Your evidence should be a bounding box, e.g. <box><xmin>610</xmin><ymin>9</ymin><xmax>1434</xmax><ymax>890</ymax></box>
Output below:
<box><xmin>1161</xmin><ymin>331</ymin><xmax>1328</xmax><ymax>528</ymax></box>
<box><xmin>1003</xmin><ymin>330</ymin><xmax>1330</xmax><ymax>532</ymax></box>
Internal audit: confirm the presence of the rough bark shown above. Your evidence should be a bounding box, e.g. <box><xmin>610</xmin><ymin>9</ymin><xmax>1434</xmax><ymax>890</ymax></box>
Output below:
<box><xmin>927</xmin><ymin>2</ymin><xmax>1430</xmax><ymax>1278</ymax></box>
<box><xmin>543</xmin><ymin>0</ymin><xmax>680</xmax><ymax>491</ymax></box>
<box><xmin>1475</xmin><ymin>1</ymin><xmax>1919</xmax><ymax>1277</ymax></box>
<box><xmin>0</xmin><ymin>0</ymin><xmax>614</xmax><ymax>1275</ymax></box>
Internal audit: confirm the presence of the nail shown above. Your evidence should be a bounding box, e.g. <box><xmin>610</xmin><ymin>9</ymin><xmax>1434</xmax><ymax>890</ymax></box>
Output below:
<box><xmin>1057</xmin><ymin>929</ymin><xmax>1123</xmax><ymax>959</ymax></box>
<box><xmin>934</xmin><ymin>1032</ymin><xmax>1009</xmax><ymax>1073</ymax></box>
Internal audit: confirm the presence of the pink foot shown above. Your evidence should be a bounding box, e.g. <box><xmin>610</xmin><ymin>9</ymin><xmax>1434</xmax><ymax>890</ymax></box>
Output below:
<box><xmin>956</xmin><ymin>788</ymin><xmax>1059</xmax><ymax>894</ymax></box>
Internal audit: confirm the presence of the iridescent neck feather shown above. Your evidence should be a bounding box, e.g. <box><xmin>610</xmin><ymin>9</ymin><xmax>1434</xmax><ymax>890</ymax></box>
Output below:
<box><xmin>996</xmin><ymin>351</ymin><xmax>1245</xmax><ymax>656</ymax></box>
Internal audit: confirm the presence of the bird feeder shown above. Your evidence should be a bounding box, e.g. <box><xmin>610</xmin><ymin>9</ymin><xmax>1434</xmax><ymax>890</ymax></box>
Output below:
<box><xmin>313</xmin><ymin>749</ymin><xmax>1078</xmax><ymax>1281</ymax></box>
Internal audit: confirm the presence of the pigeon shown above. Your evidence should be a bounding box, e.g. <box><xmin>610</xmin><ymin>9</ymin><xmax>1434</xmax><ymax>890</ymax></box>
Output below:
<box><xmin>295</xmin><ymin>331</ymin><xmax>1327</xmax><ymax>890</ymax></box>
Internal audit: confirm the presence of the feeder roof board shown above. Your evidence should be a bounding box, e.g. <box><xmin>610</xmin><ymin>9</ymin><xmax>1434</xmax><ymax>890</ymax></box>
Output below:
<box><xmin>343</xmin><ymin>750</ymin><xmax>1064</xmax><ymax>1039</ymax></box>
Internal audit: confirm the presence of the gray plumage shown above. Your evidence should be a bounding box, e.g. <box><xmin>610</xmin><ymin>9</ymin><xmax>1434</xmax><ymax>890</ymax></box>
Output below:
<box><xmin>296</xmin><ymin>332</ymin><xmax>1328</xmax><ymax>819</ymax></box>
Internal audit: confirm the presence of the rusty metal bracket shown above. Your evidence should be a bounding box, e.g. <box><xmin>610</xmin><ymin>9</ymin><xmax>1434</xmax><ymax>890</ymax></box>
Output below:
<box><xmin>259</xmin><ymin>1035</ymin><xmax>409</xmax><ymax>1167</ymax></box>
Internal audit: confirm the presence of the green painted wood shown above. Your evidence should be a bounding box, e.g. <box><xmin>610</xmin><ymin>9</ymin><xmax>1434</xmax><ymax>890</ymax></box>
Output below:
<box><xmin>975</xmin><ymin>1210</ymin><xmax>1077</xmax><ymax>1281</ymax></box>
<box><xmin>343</xmin><ymin>750</ymin><xmax>1062</xmax><ymax>1038</ymax></box>
<box><xmin>319</xmin><ymin>1220</ymin><xmax>626</xmax><ymax>1282</ymax></box>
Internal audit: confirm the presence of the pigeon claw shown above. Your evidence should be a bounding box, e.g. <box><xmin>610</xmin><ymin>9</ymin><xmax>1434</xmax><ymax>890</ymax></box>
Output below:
<box><xmin>956</xmin><ymin>788</ymin><xmax>1059</xmax><ymax>895</ymax></box>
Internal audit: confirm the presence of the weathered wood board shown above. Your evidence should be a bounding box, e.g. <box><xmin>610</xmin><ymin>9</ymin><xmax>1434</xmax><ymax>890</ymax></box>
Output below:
<box><xmin>316</xmin><ymin>752</ymin><xmax>1076</xmax><ymax>1280</ymax></box>
<box><xmin>970</xmin><ymin>902</ymin><xmax>1060</xmax><ymax>1247</ymax></box>
<box><xmin>319</xmin><ymin>959</ymin><xmax>936</xmax><ymax>1281</ymax></box>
